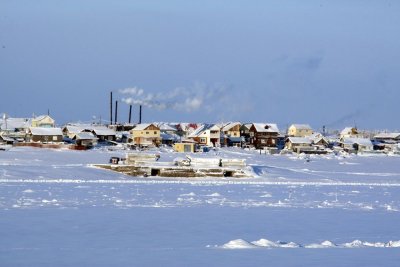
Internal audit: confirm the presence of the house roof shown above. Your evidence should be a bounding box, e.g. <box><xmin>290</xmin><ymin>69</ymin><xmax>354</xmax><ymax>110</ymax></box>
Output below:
<box><xmin>73</xmin><ymin>132</ymin><xmax>98</xmax><ymax>140</ymax></box>
<box><xmin>132</xmin><ymin>123</ymin><xmax>159</xmax><ymax>131</ymax></box>
<box><xmin>252</xmin><ymin>123</ymin><xmax>280</xmax><ymax>133</ymax></box>
<box><xmin>63</xmin><ymin>125</ymin><xmax>85</xmax><ymax>134</ymax></box>
<box><xmin>33</xmin><ymin>115</ymin><xmax>54</xmax><ymax>122</ymax></box>
<box><xmin>91</xmin><ymin>127</ymin><xmax>116</xmax><ymax>136</ymax></box>
<box><xmin>0</xmin><ymin>118</ymin><xmax>31</xmax><ymax>130</ymax></box>
<box><xmin>290</xmin><ymin>124</ymin><xmax>312</xmax><ymax>130</ymax></box>
<box><xmin>222</xmin><ymin>122</ymin><xmax>241</xmax><ymax>132</ymax></box>
<box><xmin>374</xmin><ymin>133</ymin><xmax>400</xmax><ymax>139</ymax></box>
<box><xmin>156</xmin><ymin>123</ymin><xmax>177</xmax><ymax>132</ymax></box>
<box><xmin>340</xmin><ymin>127</ymin><xmax>358</xmax><ymax>135</ymax></box>
<box><xmin>160</xmin><ymin>132</ymin><xmax>180</xmax><ymax>141</ymax></box>
<box><xmin>188</xmin><ymin>124</ymin><xmax>220</xmax><ymax>137</ymax></box>
<box><xmin>29</xmin><ymin>127</ymin><xmax>63</xmax><ymax>136</ymax></box>
<box><xmin>287</xmin><ymin>137</ymin><xmax>312</xmax><ymax>144</ymax></box>
<box><xmin>342</xmin><ymin>137</ymin><xmax>372</xmax><ymax>146</ymax></box>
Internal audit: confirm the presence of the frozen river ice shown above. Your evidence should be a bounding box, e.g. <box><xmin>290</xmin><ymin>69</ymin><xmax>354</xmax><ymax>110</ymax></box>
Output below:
<box><xmin>1</xmin><ymin>147</ymin><xmax>400</xmax><ymax>266</ymax></box>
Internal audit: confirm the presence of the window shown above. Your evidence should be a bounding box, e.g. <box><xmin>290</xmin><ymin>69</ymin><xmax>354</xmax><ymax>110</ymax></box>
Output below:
<box><xmin>200</xmin><ymin>138</ymin><xmax>206</xmax><ymax>143</ymax></box>
<box><xmin>53</xmin><ymin>136</ymin><xmax>57</xmax><ymax>141</ymax></box>
<box><xmin>154</xmin><ymin>131</ymin><xmax>157</xmax><ymax>134</ymax></box>
<box><xmin>146</xmin><ymin>132</ymin><xmax>149</xmax><ymax>134</ymax></box>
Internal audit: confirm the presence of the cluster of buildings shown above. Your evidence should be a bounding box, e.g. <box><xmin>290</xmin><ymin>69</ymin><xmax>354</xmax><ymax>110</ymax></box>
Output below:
<box><xmin>1</xmin><ymin>114</ymin><xmax>400</xmax><ymax>154</ymax></box>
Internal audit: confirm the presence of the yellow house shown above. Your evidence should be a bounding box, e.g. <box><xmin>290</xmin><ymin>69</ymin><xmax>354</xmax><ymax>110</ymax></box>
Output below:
<box><xmin>31</xmin><ymin>115</ymin><xmax>55</xmax><ymax>128</ymax></box>
<box><xmin>130</xmin><ymin>123</ymin><xmax>161</xmax><ymax>147</ymax></box>
<box><xmin>288</xmin><ymin>124</ymin><xmax>313</xmax><ymax>137</ymax></box>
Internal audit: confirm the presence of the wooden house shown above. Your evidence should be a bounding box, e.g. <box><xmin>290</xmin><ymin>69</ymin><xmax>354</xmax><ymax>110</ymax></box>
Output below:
<box><xmin>72</xmin><ymin>132</ymin><xmax>98</xmax><ymax>147</ymax></box>
<box><xmin>28</xmin><ymin>127</ymin><xmax>63</xmax><ymax>143</ymax></box>
<box><xmin>249</xmin><ymin>123</ymin><xmax>280</xmax><ymax>149</ymax></box>
<box><xmin>285</xmin><ymin>137</ymin><xmax>313</xmax><ymax>152</ymax></box>
<box><xmin>31</xmin><ymin>115</ymin><xmax>55</xmax><ymax>128</ymax></box>
<box><xmin>340</xmin><ymin>127</ymin><xmax>363</xmax><ymax>139</ymax></box>
<box><xmin>288</xmin><ymin>124</ymin><xmax>313</xmax><ymax>137</ymax></box>
<box><xmin>85</xmin><ymin>126</ymin><xmax>116</xmax><ymax>142</ymax></box>
<box><xmin>130</xmin><ymin>123</ymin><xmax>161</xmax><ymax>147</ymax></box>
<box><xmin>187</xmin><ymin>124</ymin><xmax>220</xmax><ymax>147</ymax></box>
<box><xmin>373</xmin><ymin>133</ymin><xmax>400</xmax><ymax>144</ymax></box>
<box><xmin>221</xmin><ymin>122</ymin><xmax>242</xmax><ymax>146</ymax></box>
<box><xmin>0</xmin><ymin>117</ymin><xmax>31</xmax><ymax>141</ymax></box>
<box><xmin>340</xmin><ymin>137</ymin><xmax>373</xmax><ymax>153</ymax></box>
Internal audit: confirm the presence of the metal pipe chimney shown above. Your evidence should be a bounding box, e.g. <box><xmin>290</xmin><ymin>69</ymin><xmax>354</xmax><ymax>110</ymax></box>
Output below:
<box><xmin>139</xmin><ymin>105</ymin><xmax>142</xmax><ymax>124</ymax></box>
<box><xmin>110</xmin><ymin>92</ymin><xmax>113</xmax><ymax>125</ymax></box>
<box><xmin>115</xmin><ymin>100</ymin><xmax>118</xmax><ymax>125</ymax></box>
<box><xmin>128</xmin><ymin>105</ymin><xmax>132</xmax><ymax>124</ymax></box>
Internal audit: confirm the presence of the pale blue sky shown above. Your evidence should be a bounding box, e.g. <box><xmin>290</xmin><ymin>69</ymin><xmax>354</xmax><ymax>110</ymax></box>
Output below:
<box><xmin>1</xmin><ymin>0</ymin><xmax>399</xmax><ymax>130</ymax></box>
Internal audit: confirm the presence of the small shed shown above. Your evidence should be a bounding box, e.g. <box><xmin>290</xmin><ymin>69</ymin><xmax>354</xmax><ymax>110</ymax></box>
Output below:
<box><xmin>173</xmin><ymin>143</ymin><xmax>195</xmax><ymax>153</ymax></box>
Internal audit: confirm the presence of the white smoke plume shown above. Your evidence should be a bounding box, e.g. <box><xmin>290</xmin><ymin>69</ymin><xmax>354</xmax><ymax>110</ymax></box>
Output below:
<box><xmin>118</xmin><ymin>82</ymin><xmax>229</xmax><ymax>112</ymax></box>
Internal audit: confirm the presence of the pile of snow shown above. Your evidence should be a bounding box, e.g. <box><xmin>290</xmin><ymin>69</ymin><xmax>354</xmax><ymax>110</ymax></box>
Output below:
<box><xmin>220</xmin><ymin>239</ymin><xmax>257</xmax><ymax>249</ymax></box>
<box><xmin>216</xmin><ymin>238</ymin><xmax>400</xmax><ymax>249</ymax></box>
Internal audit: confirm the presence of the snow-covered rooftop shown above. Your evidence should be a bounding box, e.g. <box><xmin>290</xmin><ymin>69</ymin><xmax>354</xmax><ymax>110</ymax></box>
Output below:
<box><xmin>188</xmin><ymin>124</ymin><xmax>219</xmax><ymax>137</ymax></box>
<box><xmin>0</xmin><ymin>118</ymin><xmax>31</xmax><ymax>130</ymax></box>
<box><xmin>222</xmin><ymin>122</ymin><xmax>241</xmax><ymax>132</ymax></box>
<box><xmin>374</xmin><ymin>133</ymin><xmax>400</xmax><ymax>139</ymax></box>
<box><xmin>29</xmin><ymin>127</ymin><xmax>63</xmax><ymax>136</ymax></box>
<box><xmin>342</xmin><ymin>137</ymin><xmax>373</xmax><ymax>146</ymax></box>
<box><xmin>290</xmin><ymin>124</ymin><xmax>312</xmax><ymax>130</ymax></box>
<box><xmin>287</xmin><ymin>137</ymin><xmax>312</xmax><ymax>144</ymax></box>
<box><xmin>252</xmin><ymin>123</ymin><xmax>280</xmax><ymax>133</ymax></box>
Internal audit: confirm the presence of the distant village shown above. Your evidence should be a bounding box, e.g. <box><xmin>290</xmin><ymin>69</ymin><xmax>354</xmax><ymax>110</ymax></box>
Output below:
<box><xmin>1</xmin><ymin>112</ymin><xmax>400</xmax><ymax>155</ymax></box>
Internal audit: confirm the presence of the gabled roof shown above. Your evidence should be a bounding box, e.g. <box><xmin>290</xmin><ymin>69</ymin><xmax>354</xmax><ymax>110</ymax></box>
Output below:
<box><xmin>73</xmin><ymin>132</ymin><xmax>98</xmax><ymax>140</ymax></box>
<box><xmin>252</xmin><ymin>123</ymin><xmax>280</xmax><ymax>133</ymax></box>
<box><xmin>290</xmin><ymin>124</ymin><xmax>312</xmax><ymax>130</ymax></box>
<box><xmin>63</xmin><ymin>125</ymin><xmax>85</xmax><ymax>134</ymax></box>
<box><xmin>0</xmin><ymin>118</ymin><xmax>31</xmax><ymax>130</ymax></box>
<box><xmin>156</xmin><ymin>123</ymin><xmax>177</xmax><ymax>132</ymax></box>
<box><xmin>287</xmin><ymin>137</ymin><xmax>312</xmax><ymax>144</ymax></box>
<box><xmin>222</xmin><ymin>122</ymin><xmax>241</xmax><ymax>132</ymax></box>
<box><xmin>132</xmin><ymin>123</ymin><xmax>159</xmax><ymax>131</ymax></box>
<box><xmin>29</xmin><ymin>127</ymin><xmax>63</xmax><ymax>136</ymax></box>
<box><xmin>374</xmin><ymin>133</ymin><xmax>400</xmax><ymax>139</ymax></box>
<box><xmin>33</xmin><ymin>115</ymin><xmax>54</xmax><ymax>122</ymax></box>
<box><xmin>340</xmin><ymin>127</ymin><xmax>358</xmax><ymax>135</ymax></box>
<box><xmin>188</xmin><ymin>124</ymin><xmax>220</xmax><ymax>137</ymax></box>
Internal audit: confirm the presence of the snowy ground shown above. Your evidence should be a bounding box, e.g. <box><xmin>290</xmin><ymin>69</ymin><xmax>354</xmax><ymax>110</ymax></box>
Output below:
<box><xmin>1</xmin><ymin>147</ymin><xmax>400</xmax><ymax>266</ymax></box>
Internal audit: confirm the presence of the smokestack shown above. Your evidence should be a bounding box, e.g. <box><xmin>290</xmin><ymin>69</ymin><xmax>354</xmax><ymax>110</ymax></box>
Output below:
<box><xmin>110</xmin><ymin>92</ymin><xmax>113</xmax><ymax>125</ymax></box>
<box><xmin>139</xmin><ymin>105</ymin><xmax>142</xmax><ymax>124</ymax></box>
<box><xmin>115</xmin><ymin>100</ymin><xmax>118</xmax><ymax>125</ymax></box>
<box><xmin>128</xmin><ymin>105</ymin><xmax>132</xmax><ymax>124</ymax></box>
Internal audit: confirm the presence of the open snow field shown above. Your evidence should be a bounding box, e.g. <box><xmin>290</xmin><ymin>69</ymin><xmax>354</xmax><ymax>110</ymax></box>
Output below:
<box><xmin>1</xmin><ymin>147</ymin><xmax>400</xmax><ymax>266</ymax></box>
